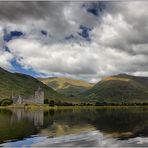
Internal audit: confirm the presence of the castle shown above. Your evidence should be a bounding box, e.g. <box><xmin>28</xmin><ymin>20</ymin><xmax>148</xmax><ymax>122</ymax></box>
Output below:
<box><xmin>12</xmin><ymin>86</ymin><xmax>44</xmax><ymax>105</ymax></box>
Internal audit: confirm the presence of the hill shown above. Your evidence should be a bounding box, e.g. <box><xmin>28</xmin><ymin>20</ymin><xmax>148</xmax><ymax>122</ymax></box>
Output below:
<box><xmin>81</xmin><ymin>74</ymin><xmax>148</xmax><ymax>104</ymax></box>
<box><xmin>0</xmin><ymin>67</ymin><xmax>62</xmax><ymax>100</ymax></box>
<box><xmin>38</xmin><ymin>77</ymin><xmax>94</xmax><ymax>97</ymax></box>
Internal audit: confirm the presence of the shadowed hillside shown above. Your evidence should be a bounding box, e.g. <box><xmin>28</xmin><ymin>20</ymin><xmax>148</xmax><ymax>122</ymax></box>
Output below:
<box><xmin>81</xmin><ymin>74</ymin><xmax>148</xmax><ymax>103</ymax></box>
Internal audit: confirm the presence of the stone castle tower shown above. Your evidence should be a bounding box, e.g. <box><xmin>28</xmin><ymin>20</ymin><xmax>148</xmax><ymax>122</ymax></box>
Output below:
<box><xmin>34</xmin><ymin>86</ymin><xmax>44</xmax><ymax>104</ymax></box>
<box><xmin>12</xmin><ymin>86</ymin><xmax>44</xmax><ymax>105</ymax></box>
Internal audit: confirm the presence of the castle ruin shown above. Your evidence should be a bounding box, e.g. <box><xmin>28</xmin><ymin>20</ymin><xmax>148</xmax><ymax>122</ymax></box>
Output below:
<box><xmin>12</xmin><ymin>86</ymin><xmax>44</xmax><ymax>105</ymax></box>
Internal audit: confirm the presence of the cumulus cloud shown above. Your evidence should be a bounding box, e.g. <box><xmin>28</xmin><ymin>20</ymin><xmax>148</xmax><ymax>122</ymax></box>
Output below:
<box><xmin>1</xmin><ymin>1</ymin><xmax>148</xmax><ymax>82</ymax></box>
<box><xmin>0</xmin><ymin>2</ymin><xmax>101</xmax><ymax>40</ymax></box>
<box><xmin>7</xmin><ymin>38</ymin><xmax>98</xmax><ymax>75</ymax></box>
<box><xmin>0</xmin><ymin>50</ymin><xmax>13</xmax><ymax>70</ymax></box>
<box><xmin>0</xmin><ymin>28</ymin><xmax>13</xmax><ymax>70</ymax></box>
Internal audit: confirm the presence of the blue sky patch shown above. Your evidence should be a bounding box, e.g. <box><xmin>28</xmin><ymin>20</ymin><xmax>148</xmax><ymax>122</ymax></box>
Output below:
<box><xmin>3</xmin><ymin>30</ymin><xmax>24</xmax><ymax>42</ymax></box>
<box><xmin>4</xmin><ymin>46</ymin><xmax>11</xmax><ymax>52</ymax></box>
<box><xmin>78</xmin><ymin>25</ymin><xmax>92</xmax><ymax>41</ymax></box>
<box><xmin>83</xmin><ymin>2</ymin><xmax>105</xmax><ymax>16</ymax></box>
<box><xmin>11</xmin><ymin>31</ymin><xmax>23</xmax><ymax>37</ymax></box>
<box><xmin>41</xmin><ymin>30</ymin><xmax>47</xmax><ymax>36</ymax></box>
<box><xmin>11</xmin><ymin>58</ymin><xmax>39</xmax><ymax>77</ymax></box>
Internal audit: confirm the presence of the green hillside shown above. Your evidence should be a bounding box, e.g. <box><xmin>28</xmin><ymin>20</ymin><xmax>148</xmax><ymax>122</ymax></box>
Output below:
<box><xmin>38</xmin><ymin>77</ymin><xmax>94</xmax><ymax>97</ymax></box>
<box><xmin>81</xmin><ymin>74</ymin><xmax>148</xmax><ymax>104</ymax></box>
<box><xmin>0</xmin><ymin>67</ymin><xmax>62</xmax><ymax>100</ymax></box>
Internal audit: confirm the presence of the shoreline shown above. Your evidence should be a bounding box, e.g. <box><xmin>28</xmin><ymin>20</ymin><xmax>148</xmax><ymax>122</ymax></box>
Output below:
<box><xmin>1</xmin><ymin>104</ymin><xmax>148</xmax><ymax>111</ymax></box>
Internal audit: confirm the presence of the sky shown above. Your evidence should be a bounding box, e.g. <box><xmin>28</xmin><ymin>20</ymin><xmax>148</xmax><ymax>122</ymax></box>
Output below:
<box><xmin>0</xmin><ymin>1</ymin><xmax>148</xmax><ymax>82</ymax></box>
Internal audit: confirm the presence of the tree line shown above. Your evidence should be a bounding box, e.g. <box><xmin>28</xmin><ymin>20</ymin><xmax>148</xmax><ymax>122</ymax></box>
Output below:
<box><xmin>44</xmin><ymin>99</ymin><xmax>92</xmax><ymax>106</ymax></box>
<box><xmin>1</xmin><ymin>98</ymin><xmax>148</xmax><ymax>106</ymax></box>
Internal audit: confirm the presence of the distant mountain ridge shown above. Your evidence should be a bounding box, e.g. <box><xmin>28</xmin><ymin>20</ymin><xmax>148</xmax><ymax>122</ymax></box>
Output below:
<box><xmin>2</xmin><ymin>66</ymin><xmax>148</xmax><ymax>104</ymax></box>
<box><xmin>81</xmin><ymin>73</ymin><xmax>148</xmax><ymax>103</ymax></box>
<box><xmin>38</xmin><ymin>77</ymin><xmax>94</xmax><ymax>97</ymax></box>
<box><xmin>0</xmin><ymin>67</ymin><xmax>61</xmax><ymax>100</ymax></box>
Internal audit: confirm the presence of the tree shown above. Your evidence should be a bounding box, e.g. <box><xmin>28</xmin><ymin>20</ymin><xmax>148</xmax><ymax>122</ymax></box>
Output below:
<box><xmin>55</xmin><ymin>100</ymin><xmax>62</xmax><ymax>106</ymax></box>
<box><xmin>0</xmin><ymin>99</ymin><xmax>13</xmax><ymax>106</ymax></box>
<box><xmin>44</xmin><ymin>99</ymin><xmax>49</xmax><ymax>104</ymax></box>
<box><xmin>49</xmin><ymin>100</ymin><xmax>55</xmax><ymax>106</ymax></box>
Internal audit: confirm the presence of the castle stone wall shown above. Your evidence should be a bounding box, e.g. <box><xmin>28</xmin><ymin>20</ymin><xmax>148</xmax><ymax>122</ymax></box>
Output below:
<box><xmin>12</xmin><ymin>87</ymin><xmax>44</xmax><ymax>105</ymax></box>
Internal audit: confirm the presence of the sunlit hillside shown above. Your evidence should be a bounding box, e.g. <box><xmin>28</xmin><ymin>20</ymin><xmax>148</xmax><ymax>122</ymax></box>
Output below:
<box><xmin>38</xmin><ymin>77</ymin><xmax>94</xmax><ymax>97</ymax></box>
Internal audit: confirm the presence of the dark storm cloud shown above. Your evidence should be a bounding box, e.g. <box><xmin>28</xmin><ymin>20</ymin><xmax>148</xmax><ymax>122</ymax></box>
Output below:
<box><xmin>0</xmin><ymin>2</ymin><xmax>66</xmax><ymax>21</ymax></box>
<box><xmin>99</xmin><ymin>2</ymin><xmax>148</xmax><ymax>55</ymax></box>
<box><xmin>0</xmin><ymin>1</ymin><xmax>105</xmax><ymax>38</ymax></box>
<box><xmin>0</xmin><ymin>2</ymin><xmax>79</xmax><ymax>39</ymax></box>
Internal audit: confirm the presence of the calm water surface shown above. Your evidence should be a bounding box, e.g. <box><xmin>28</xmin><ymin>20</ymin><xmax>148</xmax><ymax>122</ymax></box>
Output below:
<box><xmin>0</xmin><ymin>107</ymin><xmax>148</xmax><ymax>147</ymax></box>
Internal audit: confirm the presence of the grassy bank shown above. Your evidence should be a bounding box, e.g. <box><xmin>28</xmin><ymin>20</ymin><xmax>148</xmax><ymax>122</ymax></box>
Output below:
<box><xmin>1</xmin><ymin>104</ymin><xmax>148</xmax><ymax>111</ymax></box>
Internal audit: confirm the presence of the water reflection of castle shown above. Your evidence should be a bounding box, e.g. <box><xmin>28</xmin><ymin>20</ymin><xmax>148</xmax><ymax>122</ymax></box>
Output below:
<box><xmin>11</xmin><ymin>109</ymin><xmax>44</xmax><ymax>127</ymax></box>
<box><xmin>12</xmin><ymin>87</ymin><xmax>44</xmax><ymax>105</ymax></box>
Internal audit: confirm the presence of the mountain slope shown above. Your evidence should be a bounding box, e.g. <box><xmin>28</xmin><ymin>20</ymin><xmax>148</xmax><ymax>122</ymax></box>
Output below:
<box><xmin>0</xmin><ymin>67</ymin><xmax>61</xmax><ymax>100</ymax></box>
<box><xmin>81</xmin><ymin>74</ymin><xmax>148</xmax><ymax>103</ymax></box>
<box><xmin>38</xmin><ymin>77</ymin><xmax>94</xmax><ymax>97</ymax></box>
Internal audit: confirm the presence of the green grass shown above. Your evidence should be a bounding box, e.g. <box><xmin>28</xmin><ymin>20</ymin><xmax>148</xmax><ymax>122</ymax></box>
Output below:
<box><xmin>0</xmin><ymin>67</ymin><xmax>62</xmax><ymax>100</ymax></box>
<box><xmin>2</xmin><ymin>67</ymin><xmax>148</xmax><ymax>105</ymax></box>
<box><xmin>81</xmin><ymin>74</ymin><xmax>148</xmax><ymax>103</ymax></box>
<box><xmin>2</xmin><ymin>105</ymin><xmax>148</xmax><ymax>113</ymax></box>
<box><xmin>38</xmin><ymin>77</ymin><xmax>94</xmax><ymax>97</ymax></box>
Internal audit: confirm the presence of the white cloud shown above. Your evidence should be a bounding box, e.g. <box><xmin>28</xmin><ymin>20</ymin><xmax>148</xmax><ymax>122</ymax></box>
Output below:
<box><xmin>0</xmin><ymin>29</ymin><xmax>13</xmax><ymax>70</ymax></box>
<box><xmin>8</xmin><ymin>38</ymin><xmax>98</xmax><ymax>75</ymax></box>
<box><xmin>1</xmin><ymin>2</ymin><xmax>148</xmax><ymax>82</ymax></box>
<box><xmin>0</xmin><ymin>50</ymin><xmax>13</xmax><ymax>70</ymax></box>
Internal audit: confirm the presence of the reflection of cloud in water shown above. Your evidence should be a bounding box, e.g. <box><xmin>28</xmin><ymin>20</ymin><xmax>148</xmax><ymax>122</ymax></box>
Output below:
<box><xmin>0</xmin><ymin>136</ymin><xmax>47</xmax><ymax>147</ymax></box>
<box><xmin>1</xmin><ymin>108</ymin><xmax>148</xmax><ymax>147</ymax></box>
<box><xmin>32</xmin><ymin>131</ymin><xmax>148</xmax><ymax>147</ymax></box>
<box><xmin>2</xmin><ymin>130</ymin><xmax>148</xmax><ymax>147</ymax></box>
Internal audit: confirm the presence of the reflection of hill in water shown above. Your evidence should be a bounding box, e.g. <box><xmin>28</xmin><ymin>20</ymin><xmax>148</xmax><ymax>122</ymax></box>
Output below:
<box><xmin>0</xmin><ymin>109</ymin><xmax>39</xmax><ymax>143</ymax></box>
<box><xmin>39</xmin><ymin>123</ymin><xmax>96</xmax><ymax>137</ymax></box>
<box><xmin>1</xmin><ymin>107</ymin><xmax>148</xmax><ymax>145</ymax></box>
<box><xmin>43</xmin><ymin>107</ymin><xmax>148</xmax><ymax>139</ymax></box>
